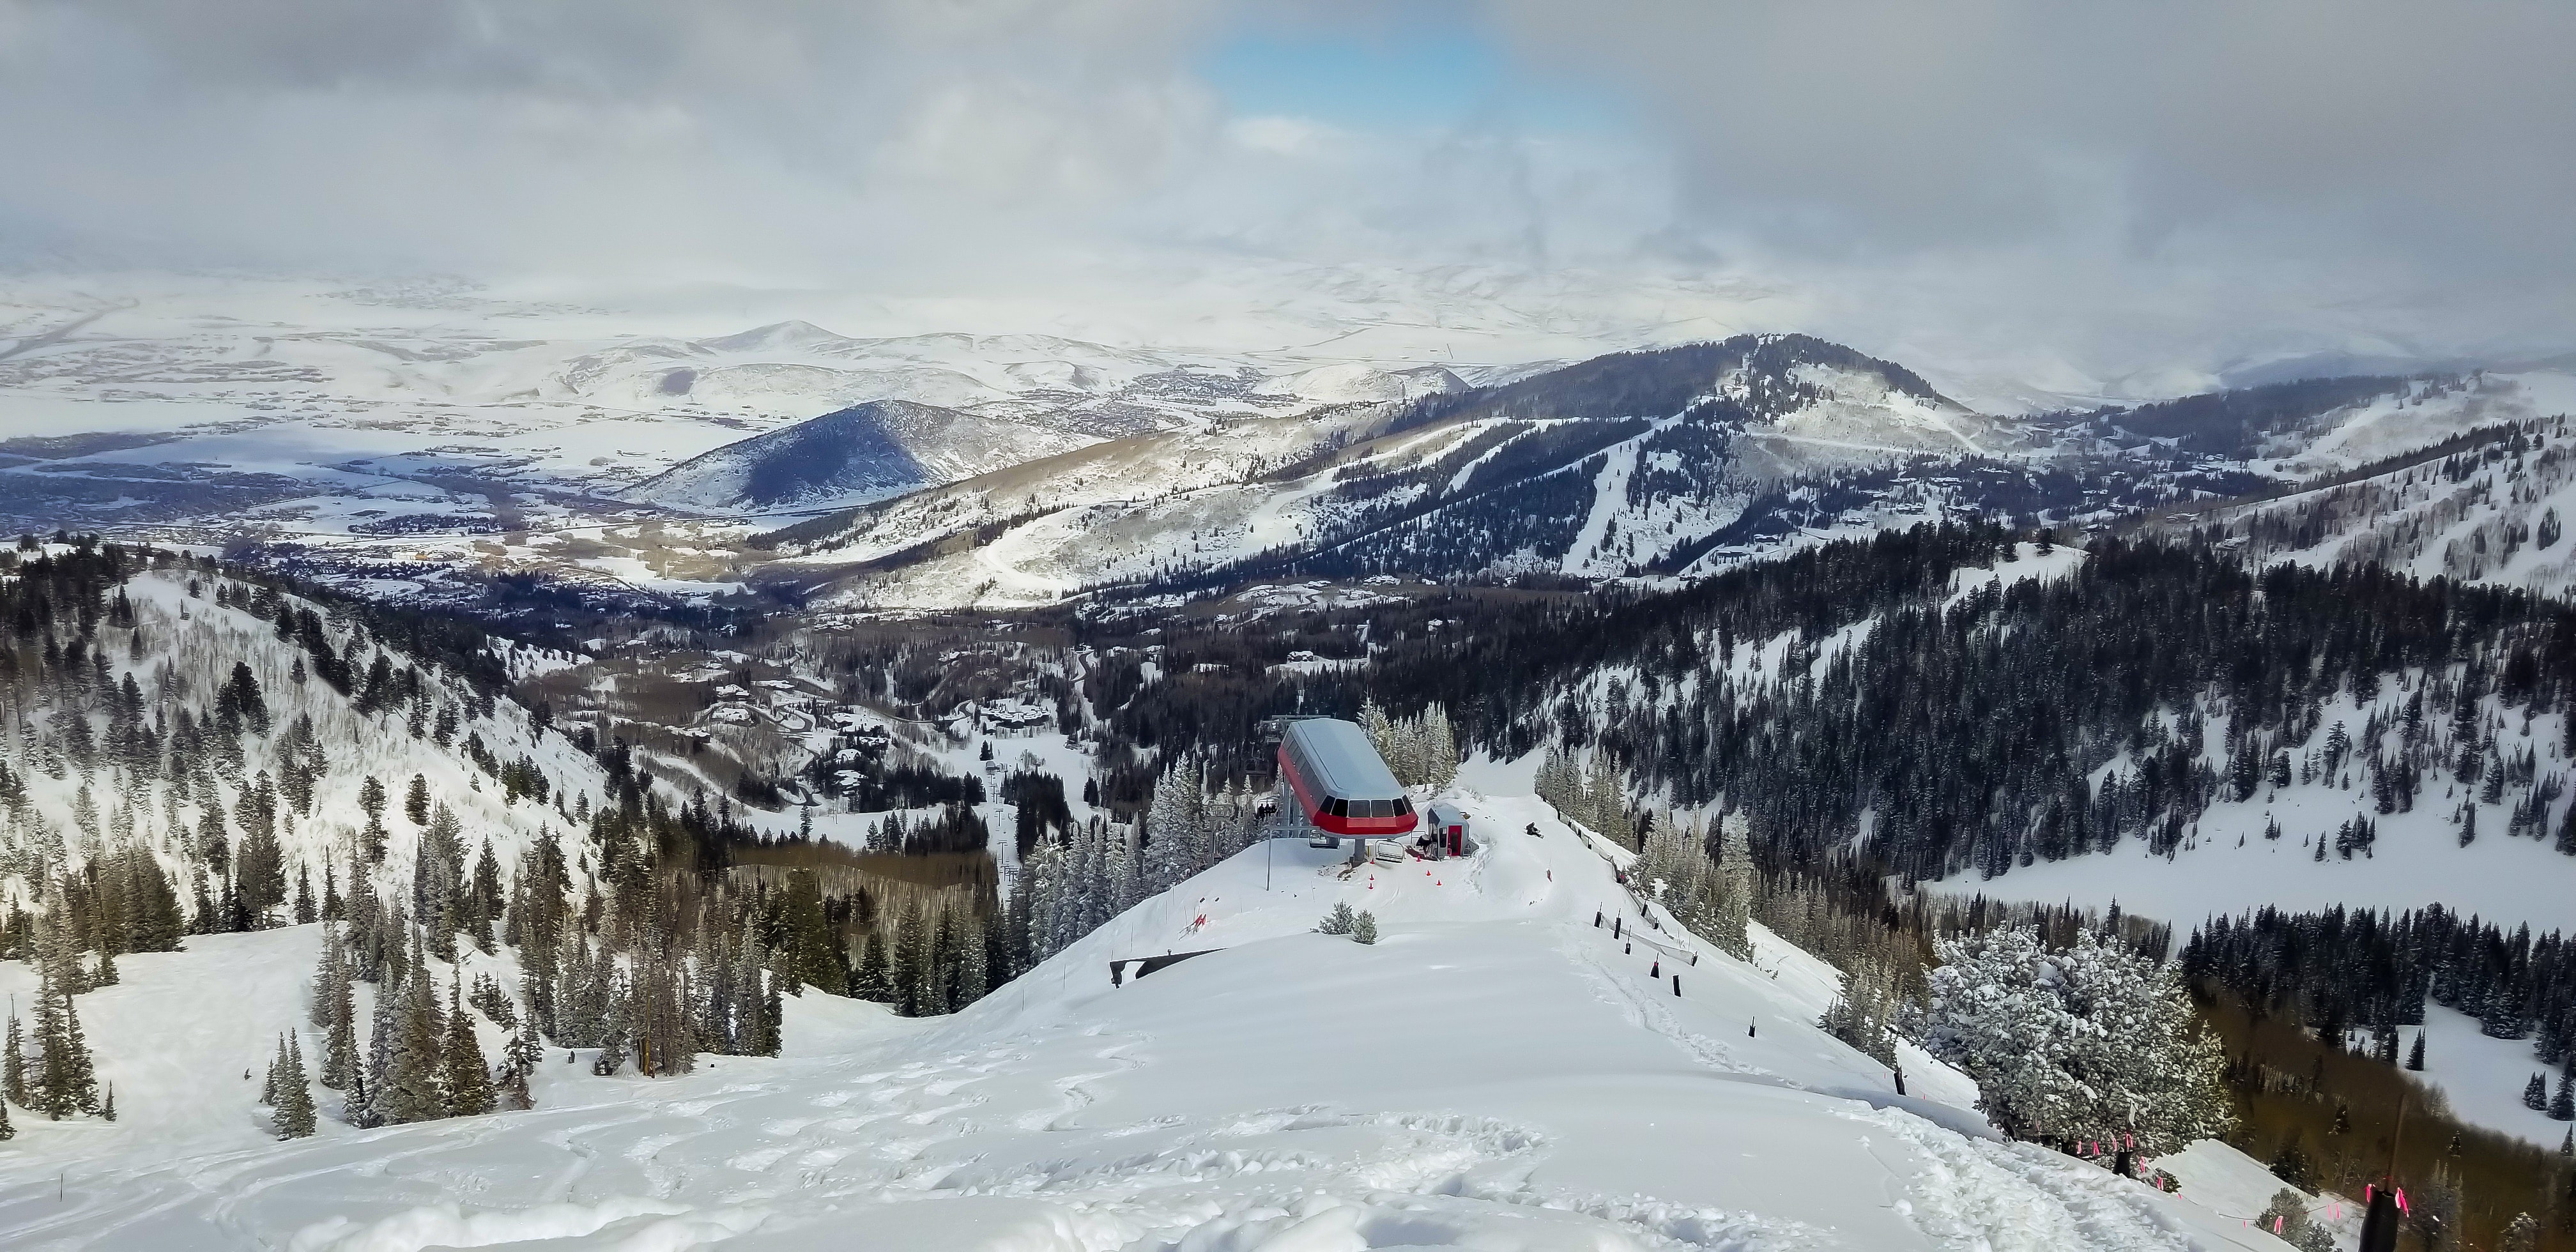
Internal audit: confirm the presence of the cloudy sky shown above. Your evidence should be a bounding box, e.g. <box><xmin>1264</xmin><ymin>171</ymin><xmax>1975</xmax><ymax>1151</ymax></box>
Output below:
<box><xmin>6</xmin><ymin>0</ymin><xmax>2572</xmax><ymax>399</ymax></box>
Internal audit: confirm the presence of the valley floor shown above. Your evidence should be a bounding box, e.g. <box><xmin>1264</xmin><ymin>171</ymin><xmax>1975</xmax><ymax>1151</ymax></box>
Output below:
<box><xmin>0</xmin><ymin>791</ymin><xmax>2282</xmax><ymax>1251</ymax></box>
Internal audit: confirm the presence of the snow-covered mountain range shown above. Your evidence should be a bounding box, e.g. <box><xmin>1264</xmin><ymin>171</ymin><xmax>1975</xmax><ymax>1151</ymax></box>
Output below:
<box><xmin>10</xmin><ymin>271</ymin><xmax>2576</xmax><ymax>623</ymax></box>
<box><xmin>751</xmin><ymin>338</ymin><xmax>2576</xmax><ymax>611</ymax></box>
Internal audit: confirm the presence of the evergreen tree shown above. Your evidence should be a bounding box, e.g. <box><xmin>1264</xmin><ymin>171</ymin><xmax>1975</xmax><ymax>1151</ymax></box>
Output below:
<box><xmin>31</xmin><ymin>911</ymin><xmax>100</xmax><ymax>1118</ymax></box>
<box><xmin>502</xmin><ymin>1016</ymin><xmax>540</xmax><ymax>1111</ymax></box>
<box><xmin>322</xmin><ymin>947</ymin><xmax>358</xmax><ymax>1092</ymax></box>
<box><xmin>1820</xmin><ymin>959</ymin><xmax>1902</xmax><ymax>1068</ymax></box>
<box><xmin>773</xmin><ymin>874</ymin><xmax>845</xmax><ymax>996</ymax></box>
<box><xmin>2270</xmin><ymin>1134</ymin><xmax>2315</xmax><ymax>1189</ymax></box>
<box><xmin>378</xmin><ymin>972</ymin><xmax>445</xmax><ymax>1124</ymax></box>
<box><xmin>309</xmin><ymin>927</ymin><xmax>342</xmax><ymax>1030</ymax></box>
<box><xmin>3</xmin><ymin>1003</ymin><xmax>24</xmax><ymax>1106</ymax></box>
<box><xmin>850</xmin><ymin>933</ymin><xmax>891</xmax><ymax>1004</ymax></box>
<box><xmin>1584</xmin><ymin>750</ymin><xmax>1635</xmax><ymax>849</ymax></box>
<box><xmin>2501</xmin><ymin>1212</ymin><xmax>2541</xmax><ymax>1252</ymax></box>
<box><xmin>1710</xmin><ymin>811</ymin><xmax>1756</xmax><ymax>961</ymax></box>
<box><xmin>889</xmin><ymin>904</ymin><xmax>927</xmax><ymax>1017</ymax></box>
<box><xmin>260</xmin><ymin>1034</ymin><xmax>284</xmax><ymax>1106</ymax></box>
<box><xmin>2257</xmin><ymin>1188</ymin><xmax>2334</xmax><ymax>1252</ymax></box>
<box><xmin>1920</xmin><ymin>927</ymin><xmax>2230</xmax><ymax>1151</ymax></box>
<box><xmin>357</xmin><ymin>777</ymin><xmax>388</xmax><ymax>862</ymax></box>
<box><xmin>441</xmin><ymin>981</ymin><xmax>494</xmax><ymax>1117</ymax></box>
<box><xmin>2408</xmin><ymin>1030</ymin><xmax>2426</xmax><ymax>1070</ymax></box>
<box><xmin>272</xmin><ymin>1033</ymin><xmax>315</xmax><ymax>1138</ymax></box>
<box><xmin>592</xmin><ymin>982</ymin><xmax>629</xmax><ymax>1077</ymax></box>
<box><xmin>357</xmin><ymin>959</ymin><xmax>397</xmax><ymax>1127</ymax></box>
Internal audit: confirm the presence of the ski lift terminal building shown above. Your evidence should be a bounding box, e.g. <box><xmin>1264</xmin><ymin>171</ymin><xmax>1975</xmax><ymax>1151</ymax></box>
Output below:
<box><xmin>1276</xmin><ymin>718</ymin><xmax>1418</xmax><ymax>859</ymax></box>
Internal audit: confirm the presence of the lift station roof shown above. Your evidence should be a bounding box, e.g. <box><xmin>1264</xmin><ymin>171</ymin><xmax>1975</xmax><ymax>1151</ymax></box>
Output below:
<box><xmin>1281</xmin><ymin>717</ymin><xmax>1406</xmax><ymax>801</ymax></box>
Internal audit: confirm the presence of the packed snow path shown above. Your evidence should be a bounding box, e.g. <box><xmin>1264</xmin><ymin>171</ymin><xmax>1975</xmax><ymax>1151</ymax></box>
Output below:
<box><xmin>0</xmin><ymin>792</ymin><xmax>2277</xmax><ymax>1251</ymax></box>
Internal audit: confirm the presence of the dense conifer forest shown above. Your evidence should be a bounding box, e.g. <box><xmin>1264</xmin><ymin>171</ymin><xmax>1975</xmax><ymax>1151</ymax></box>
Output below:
<box><xmin>1089</xmin><ymin>522</ymin><xmax>2576</xmax><ymax>885</ymax></box>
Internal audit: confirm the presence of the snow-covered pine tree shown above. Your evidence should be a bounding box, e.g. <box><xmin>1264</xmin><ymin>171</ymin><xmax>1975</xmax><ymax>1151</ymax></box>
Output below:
<box><xmin>592</xmin><ymin>978</ymin><xmax>629</xmax><ymax>1077</ymax></box>
<box><xmin>1918</xmin><ymin>926</ymin><xmax>2231</xmax><ymax>1152</ymax></box>
<box><xmin>309</xmin><ymin>926</ymin><xmax>342</xmax><ymax>1030</ymax></box>
<box><xmin>260</xmin><ymin>1034</ymin><xmax>285</xmax><ymax>1106</ymax></box>
<box><xmin>1818</xmin><ymin>958</ymin><xmax>1901</xmax><ymax>1067</ymax></box>
<box><xmin>1142</xmin><ymin>757</ymin><xmax>1209</xmax><ymax>891</ymax></box>
<box><xmin>1316</xmin><ymin>902</ymin><xmax>1358</xmax><ymax>935</ymax></box>
<box><xmin>272</xmin><ymin>1033</ymin><xmax>315</xmax><ymax>1139</ymax></box>
<box><xmin>383</xmin><ymin>971</ymin><xmax>446</xmax><ymax>1124</ymax></box>
<box><xmin>441</xmin><ymin>980</ymin><xmax>494</xmax><ymax>1117</ymax></box>
<box><xmin>1352</xmin><ymin>911</ymin><xmax>1378</xmax><ymax>945</ymax></box>
<box><xmin>1638</xmin><ymin>810</ymin><xmax>1722</xmax><ymax>938</ymax></box>
<box><xmin>2</xmin><ymin>1002</ymin><xmax>22</xmax><ymax>1106</ymax></box>
<box><xmin>1585</xmin><ymin>751</ymin><xmax>1636</xmax><ymax>849</ymax></box>
<box><xmin>2501</xmin><ymin>1211</ymin><xmax>2540</xmax><ymax>1252</ymax></box>
<box><xmin>1358</xmin><ymin>699</ymin><xmax>1395</xmax><ymax>768</ymax></box>
<box><xmin>1420</xmin><ymin>702</ymin><xmax>1457</xmax><ymax>788</ymax></box>
<box><xmin>1534</xmin><ymin>749</ymin><xmax>1584</xmax><ymax>829</ymax></box>
<box><xmin>1108</xmin><ymin>818</ymin><xmax>1144</xmax><ymax>917</ymax></box>
<box><xmin>31</xmin><ymin>908</ymin><xmax>100</xmax><ymax>1118</ymax></box>
<box><xmin>2255</xmin><ymin>1189</ymin><xmax>2334</xmax><ymax>1252</ymax></box>
<box><xmin>355</xmin><ymin>959</ymin><xmax>395</xmax><ymax>1127</ymax></box>
<box><xmin>321</xmin><ymin>950</ymin><xmax>358</xmax><ymax>1092</ymax></box>
<box><xmin>1710</xmin><ymin>811</ymin><xmax>1755</xmax><ymax>961</ymax></box>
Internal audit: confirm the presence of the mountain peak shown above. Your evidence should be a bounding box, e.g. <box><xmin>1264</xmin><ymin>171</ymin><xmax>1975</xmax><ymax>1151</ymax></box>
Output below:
<box><xmin>696</xmin><ymin>320</ymin><xmax>859</xmax><ymax>355</ymax></box>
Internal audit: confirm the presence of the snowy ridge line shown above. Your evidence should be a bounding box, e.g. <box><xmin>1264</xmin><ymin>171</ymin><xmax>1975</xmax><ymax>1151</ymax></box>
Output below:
<box><xmin>0</xmin><ymin>749</ymin><xmax>2273</xmax><ymax>1248</ymax></box>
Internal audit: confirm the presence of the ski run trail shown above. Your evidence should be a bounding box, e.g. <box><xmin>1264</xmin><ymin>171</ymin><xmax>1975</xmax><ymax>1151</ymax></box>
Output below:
<box><xmin>0</xmin><ymin>782</ymin><xmax>2283</xmax><ymax>1251</ymax></box>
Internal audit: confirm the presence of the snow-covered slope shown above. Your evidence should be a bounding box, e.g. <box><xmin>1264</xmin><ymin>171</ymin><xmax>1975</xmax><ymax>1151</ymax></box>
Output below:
<box><xmin>0</xmin><ymin>775</ymin><xmax>2280</xmax><ymax>1249</ymax></box>
<box><xmin>0</xmin><ymin>554</ymin><xmax>611</xmax><ymax>926</ymax></box>
<box><xmin>2177</xmin><ymin>388</ymin><xmax>2576</xmax><ymax>599</ymax></box>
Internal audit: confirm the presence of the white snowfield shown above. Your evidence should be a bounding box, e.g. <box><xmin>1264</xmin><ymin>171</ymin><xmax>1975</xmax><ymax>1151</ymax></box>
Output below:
<box><xmin>0</xmin><ymin>790</ymin><xmax>2282</xmax><ymax>1251</ymax></box>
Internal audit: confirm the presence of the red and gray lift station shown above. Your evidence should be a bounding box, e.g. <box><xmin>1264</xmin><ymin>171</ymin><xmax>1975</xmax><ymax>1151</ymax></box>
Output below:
<box><xmin>1276</xmin><ymin>717</ymin><xmax>1418</xmax><ymax>862</ymax></box>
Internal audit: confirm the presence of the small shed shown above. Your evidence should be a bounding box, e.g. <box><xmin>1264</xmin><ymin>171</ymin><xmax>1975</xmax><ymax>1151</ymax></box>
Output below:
<box><xmin>1424</xmin><ymin>801</ymin><xmax>1471</xmax><ymax>857</ymax></box>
